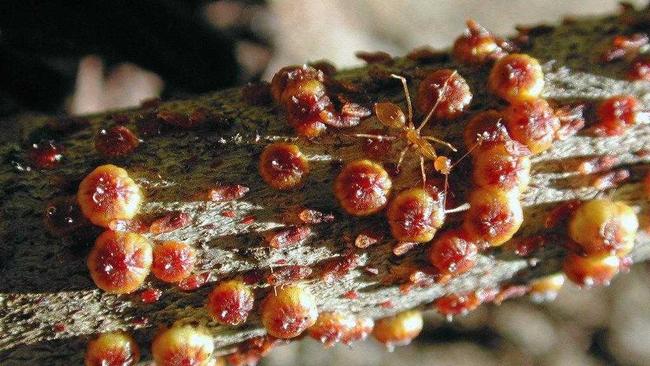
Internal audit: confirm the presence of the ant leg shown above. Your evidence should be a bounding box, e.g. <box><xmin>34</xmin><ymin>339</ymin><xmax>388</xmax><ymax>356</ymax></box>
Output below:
<box><xmin>351</xmin><ymin>133</ymin><xmax>397</xmax><ymax>141</ymax></box>
<box><xmin>445</xmin><ymin>202</ymin><xmax>471</xmax><ymax>213</ymax></box>
<box><xmin>417</xmin><ymin>70</ymin><xmax>457</xmax><ymax>132</ymax></box>
<box><xmin>439</xmin><ymin>172</ymin><xmax>471</xmax><ymax>214</ymax></box>
<box><xmin>420</xmin><ymin>156</ymin><xmax>427</xmax><ymax>188</ymax></box>
<box><xmin>391</xmin><ymin>74</ymin><xmax>414</xmax><ymax>127</ymax></box>
<box><xmin>396</xmin><ymin>146</ymin><xmax>409</xmax><ymax>172</ymax></box>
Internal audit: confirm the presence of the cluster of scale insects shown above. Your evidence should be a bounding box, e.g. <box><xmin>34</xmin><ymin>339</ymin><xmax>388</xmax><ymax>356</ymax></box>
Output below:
<box><xmin>28</xmin><ymin>8</ymin><xmax>650</xmax><ymax>366</ymax></box>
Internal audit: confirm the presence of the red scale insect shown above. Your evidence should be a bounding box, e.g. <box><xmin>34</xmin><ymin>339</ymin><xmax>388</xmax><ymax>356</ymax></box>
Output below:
<box><xmin>265</xmin><ymin>226</ymin><xmax>311</xmax><ymax>249</ymax></box>
<box><xmin>372</xmin><ymin>310</ymin><xmax>423</xmax><ymax>350</ymax></box>
<box><xmin>453</xmin><ymin>20</ymin><xmax>508</xmax><ymax>65</ymax></box>
<box><xmin>94</xmin><ymin>125</ymin><xmax>139</xmax><ymax>157</ymax></box>
<box><xmin>628</xmin><ymin>57</ymin><xmax>650</xmax><ymax>80</ymax></box>
<box><xmin>428</xmin><ymin>229</ymin><xmax>478</xmax><ymax>276</ymax></box>
<box><xmin>207</xmin><ymin>184</ymin><xmax>249</xmax><ymax>202</ymax></box>
<box><xmin>206</xmin><ymin>280</ymin><xmax>255</xmax><ymax>326</ymax></box>
<box><xmin>260</xmin><ymin>284</ymin><xmax>318</xmax><ymax>339</ymax></box>
<box><xmin>334</xmin><ymin>159</ymin><xmax>392</xmax><ymax>216</ymax></box>
<box><xmin>259</xmin><ymin>142</ymin><xmax>309</xmax><ymax>191</ymax></box>
<box><xmin>434</xmin><ymin>292</ymin><xmax>482</xmax><ymax>319</ymax></box>
<box><xmin>84</xmin><ymin>331</ymin><xmax>140</xmax><ymax>366</ymax></box>
<box><xmin>595</xmin><ymin>95</ymin><xmax>640</xmax><ymax>136</ymax></box>
<box><xmin>151</xmin><ymin>241</ymin><xmax>196</xmax><ymax>283</ymax></box>
<box><xmin>266</xmin><ymin>265</ymin><xmax>312</xmax><ymax>286</ymax></box>
<box><xmin>149</xmin><ymin>211</ymin><xmax>190</xmax><ymax>234</ymax></box>
<box><xmin>87</xmin><ymin>231</ymin><xmax>152</xmax><ymax>294</ymax></box>
<box><xmin>28</xmin><ymin>140</ymin><xmax>64</xmax><ymax>169</ymax></box>
<box><xmin>308</xmin><ymin>311</ymin><xmax>356</xmax><ymax>347</ymax></box>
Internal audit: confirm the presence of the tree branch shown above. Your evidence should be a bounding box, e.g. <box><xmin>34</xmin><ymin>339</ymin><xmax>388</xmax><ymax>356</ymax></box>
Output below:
<box><xmin>1</xmin><ymin>6</ymin><xmax>650</xmax><ymax>365</ymax></box>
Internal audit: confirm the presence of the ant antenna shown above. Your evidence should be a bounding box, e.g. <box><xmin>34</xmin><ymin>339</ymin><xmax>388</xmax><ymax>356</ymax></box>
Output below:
<box><xmin>423</xmin><ymin>136</ymin><xmax>458</xmax><ymax>152</ymax></box>
<box><xmin>417</xmin><ymin>70</ymin><xmax>457</xmax><ymax>133</ymax></box>
<box><xmin>391</xmin><ymin>74</ymin><xmax>414</xmax><ymax>127</ymax></box>
<box><xmin>450</xmin><ymin>136</ymin><xmax>484</xmax><ymax>170</ymax></box>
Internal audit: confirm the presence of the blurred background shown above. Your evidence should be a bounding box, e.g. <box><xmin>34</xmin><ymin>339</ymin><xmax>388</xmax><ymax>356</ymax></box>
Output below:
<box><xmin>0</xmin><ymin>0</ymin><xmax>646</xmax><ymax>117</ymax></box>
<box><xmin>1</xmin><ymin>1</ymin><xmax>649</xmax><ymax>365</ymax></box>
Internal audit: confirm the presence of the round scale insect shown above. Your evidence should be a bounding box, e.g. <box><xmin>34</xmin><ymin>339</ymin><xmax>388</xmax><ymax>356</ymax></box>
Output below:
<box><xmin>259</xmin><ymin>142</ymin><xmax>310</xmax><ymax>191</ymax></box>
<box><xmin>151</xmin><ymin>325</ymin><xmax>215</xmax><ymax>366</ymax></box>
<box><xmin>271</xmin><ymin>65</ymin><xmax>325</xmax><ymax>105</ymax></box>
<box><xmin>334</xmin><ymin>159</ymin><xmax>392</xmax><ymax>216</ymax></box>
<box><xmin>28</xmin><ymin>140</ymin><xmax>64</xmax><ymax>169</ymax></box>
<box><xmin>488</xmin><ymin>54</ymin><xmax>544</xmax><ymax>103</ymax></box>
<box><xmin>596</xmin><ymin>95</ymin><xmax>639</xmax><ymax>136</ymax></box>
<box><xmin>416</xmin><ymin>69</ymin><xmax>473</xmax><ymax>120</ymax></box>
<box><xmin>151</xmin><ymin>241</ymin><xmax>197</xmax><ymax>283</ymax></box>
<box><xmin>270</xmin><ymin>65</ymin><xmax>369</xmax><ymax>137</ymax></box>
<box><xmin>452</xmin><ymin>20</ymin><xmax>506</xmax><ymax>65</ymax></box>
<box><xmin>271</xmin><ymin>65</ymin><xmax>330</xmax><ymax>137</ymax></box>
<box><xmin>471</xmin><ymin>142</ymin><xmax>532</xmax><ymax>192</ymax></box>
<box><xmin>87</xmin><ymin>231</ymin><xmax>152</xmax><ymax>294</ymax></box>
<box><xmin>77</xmin><ymin>164</ymin><xmax>143</xmax><ymax>228</ymax></box>
<box><xmin>308</xmin><ymin>311</ymin><xmax>356</xmax><ymax>347</ymax></box>
<box><xmin>95</xmin><ymin>125</ymin><xmax>140</xmax><ymax>157</ymax></box>
<box><xmin>463</xmin><ymin>110</ymin><xmax>507</xmax><ymax>153</ymax></box>
<box><xmin>428</xmin><ymin>229</ymin><xmax>479</xmax><ymax>277</ymax></box>
<box><xmin>84</xmin><ymin>331</ymin><xmax>140</xmax><ymax>366</ymax></box>
<box><xmin>386</xmin><ymin>187</ymin><xmax>445</xmax><ymax>243</ymax></box>
<box><xmin>225</xmin><ymin>336</ymin><xmax>279</xmax><ymax>366</ymax></box>
<box><xmin>206</xmin><ymin>280</ymin><xmax>255</xmax><ymax>326</ymax></box>
<box><xmin>372</xmin><ymin>310</ymin><xmax>423</xmax><ymax>350</ymax></box>
<box><xmin>567</xmin><ymin>199</ymin><xmax>638</xmax><ymax>256</ymax></box>
<box><xmin>562</xmin><ymin>252</ymin><xmax>621</xmax><ymax>287</ymax></box>
<box><xmin>43</xmin><ymin>197</ymin><xmax>88</xmax><ymax>236</ymax></box>
<box><xmin>463</xmin><ymin>187</ymin><xmax>524</xmax><ymax>246</ymax></box>
<box><xmin>434</xmin><ymin>292</ymin><xmax>482</xmax><ymax>318</ymax></box>
<box><xmin>502</xmin><ymin>99</ymin><xmax>560</xmax><ymax>154</ymax></box>
<box><xmin>260</xmin><ymin>284</ymin><xmax>318</xmax><ymax>339</ymax></box>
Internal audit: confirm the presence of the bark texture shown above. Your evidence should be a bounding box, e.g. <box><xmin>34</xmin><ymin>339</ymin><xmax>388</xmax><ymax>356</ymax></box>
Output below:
<box><xmin>2</xmin><ymin>7</ymin><xmax>650</xmax><ymax>365</ymax></box>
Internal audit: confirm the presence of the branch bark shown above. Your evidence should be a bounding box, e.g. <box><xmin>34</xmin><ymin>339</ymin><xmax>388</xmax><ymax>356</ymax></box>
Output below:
<box><xmin>2</xmin><ymin>7</ymin><xmax>650</xmax><ymax>365</ymax></box>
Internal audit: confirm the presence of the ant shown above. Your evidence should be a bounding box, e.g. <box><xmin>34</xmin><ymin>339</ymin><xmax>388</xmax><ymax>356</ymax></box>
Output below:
<box><xmin>356</xmin><ymin>73</ymin><xmax>459</xmax><ymax>182</ymax></box>
<box><xmin>354</xmin><ymin>73</ymin><xmax>477</xmax><ymax>204</ymax></box>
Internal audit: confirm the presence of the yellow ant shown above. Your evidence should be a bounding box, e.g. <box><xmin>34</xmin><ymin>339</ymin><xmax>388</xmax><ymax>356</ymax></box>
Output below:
<box><xmin>354</xmin><ymin>73</ymin><xmax>482</xmax><ymax>212</ymax></box>
<box><xmin>354</xmin><ymin>73</ymin><xmax>460</xmax><ymax>185</ymax></box>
